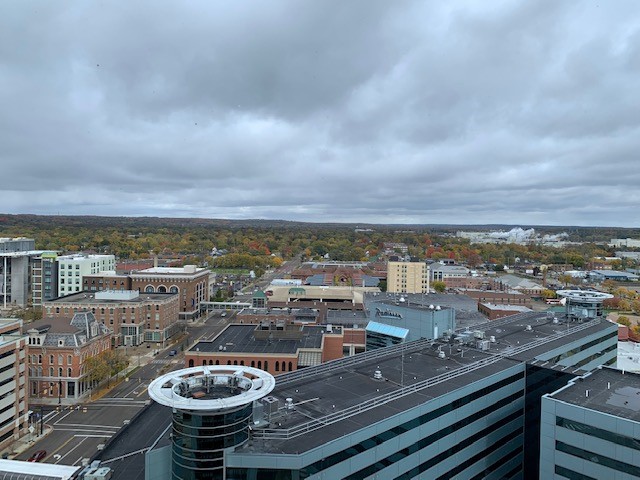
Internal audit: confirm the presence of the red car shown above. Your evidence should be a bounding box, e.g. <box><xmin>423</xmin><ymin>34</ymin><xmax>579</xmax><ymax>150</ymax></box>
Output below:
<box><xmin>28</xmin><ymin>450</ymin><xmax>46</xmax><ymax>462</ymax></box>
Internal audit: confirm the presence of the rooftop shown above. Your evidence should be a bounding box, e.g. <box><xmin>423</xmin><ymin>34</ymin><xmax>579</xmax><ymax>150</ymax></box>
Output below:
<box><xmin>48</xmin><ymin>291</ymin><xmax>176</xmax><ymax>304</ymax></box>
<box><xmin>480</xmin><ymin>303</ymin><xmax>532</xmax><ymax>312</ymax></box>
<box><xmin>148</xmin><ymin>366</ymin><xmax>276</xmax><ymax>411</ymax></box>
<box><xmin>190</xmin><ymin>324</ymin><xmax>330</xmax><ymax>355</ymax></box>
<box><xmin>235</xmin><ymin>312</ymin><xmax>616</xmax><ymax>454</ymax></box>
<box><xmin>549</xmin><ymin>367</ymin><xmax>640</xmax><ymax>422</ymax></box>
<box><xmin>0</xmin><ymin>460</ymin><xmax>80</xmax><ymax>480</ymax></box>
<box><xmin>131</xmin><ymin>266</ymin><xmax>207</xmax><ymax>276</ymax></box>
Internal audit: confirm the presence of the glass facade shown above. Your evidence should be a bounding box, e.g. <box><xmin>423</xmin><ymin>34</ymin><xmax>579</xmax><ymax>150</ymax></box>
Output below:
<box><xmin>227</xmin><ymin>371</ymin><xmax>525</xmax><ymax>479</ymax></box>
<box><xmin>172</xmin><ymin>403</ymin><xmax>253</xmax><ymax>480</ymax></box>
<box><xmin>522</xmin><ymin>365</ymin><xmax>576</xmax><ymax>480</ymax></box>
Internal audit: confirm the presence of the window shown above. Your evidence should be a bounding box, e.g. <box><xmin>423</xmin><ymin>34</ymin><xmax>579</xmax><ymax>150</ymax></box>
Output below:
<box><xmin>67</xmin><ymin>355</ymin><xmax>72</xmax><ymax>365</ymax></box>
<box><xmin>49</xmin><ymin>355</ymin><xmax>54</xmax><ymax>365</ymax></box>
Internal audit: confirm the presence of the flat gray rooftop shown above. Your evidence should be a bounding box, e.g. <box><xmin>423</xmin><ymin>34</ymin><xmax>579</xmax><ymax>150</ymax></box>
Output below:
<box><xmin>240</xmin><ymin>339</ymin><xmax>515</xmax><ymax>454</ymax></box>
<box><xmin>236</xmin><ymin>312</ymin><xmax>617</xmax><ymax>454</ymax></box>
<box><xmin>550</xmin><ymin>367</ymin><xmax>640</xmax><ymax>422</ymax></box>
<box><xmin>48</xmin><ymin>291</ymin><xmax>176</xmax><ymax>304</ymax></box>
<box><xmin>190</xmin><ymin>324</ymin><xmax>327</xmax><ymax>354</ymax></box>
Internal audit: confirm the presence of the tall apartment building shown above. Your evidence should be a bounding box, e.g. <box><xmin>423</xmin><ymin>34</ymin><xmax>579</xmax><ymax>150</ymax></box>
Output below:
<box><xmin>30</xmin><ymin>252</ymin><xmax>58</xmax><ymax>306</ymax></box>
<box><xmin>541</xmin><ymin>367</ymin><xmax>640</xmax><ymax>479</ymax></box>
<box><xmin>0</xmin><ymin>237</ymin><xmax>56</xmax><ymax>308</ymax></box>
<box><xmin>26</xmin><ymin>311</ymin><xmax>111</xmax><ymax>404</ymax></box>
<box><xmin>0</xmin><ymin>319</ymin><xmax>28</xmax><ymax>452</ymax></box>
<box><xmin>57</xmin><ymin>254</ymin><xmax>115</xmax><ymax>297</ymax></box>
<box><xmin>45</xmin><ymin>290</ymin><xmax>180</xmax><ymax>346</ymax></box>
<box><xmin>129</xmin><ymin>266</ymin><xmax>209</xmax><ymax>321</ymax></box>
<box><xmin>387</xmin><ymin>261</ymin><xmax>430</xmax><ymax>293</ymax></box>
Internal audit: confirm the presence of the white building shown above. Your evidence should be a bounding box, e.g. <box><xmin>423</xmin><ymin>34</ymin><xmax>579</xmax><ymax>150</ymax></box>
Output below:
<box><xmin>57</xmin><ymin>254</ymin><xmax>115</xmax><ymax>297</ymax></box>
<box><xmin>610</xmin><ymin>238</ymin><xmax>640</xmax><ymax>248</ymax></box>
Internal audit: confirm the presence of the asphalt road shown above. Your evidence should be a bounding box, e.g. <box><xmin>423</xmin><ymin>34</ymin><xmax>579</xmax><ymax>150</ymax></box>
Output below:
<box><xmin>18</xmin><ymin>310</ymin><xmax>234</xmax><ymax>469</ymax></box>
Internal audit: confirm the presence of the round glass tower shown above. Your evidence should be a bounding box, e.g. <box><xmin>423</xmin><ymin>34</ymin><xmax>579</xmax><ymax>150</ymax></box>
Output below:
<box><xmin>148</xmin><ymin>366</ymin><xmax>275</xmax><ymax>480</ymax></box>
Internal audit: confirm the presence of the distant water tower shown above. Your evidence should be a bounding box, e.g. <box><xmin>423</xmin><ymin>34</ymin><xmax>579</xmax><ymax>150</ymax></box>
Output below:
<box><xmin>148</xmin><ymin>366</ymin><xmax>275</xmax><ymax>480</ymax></box>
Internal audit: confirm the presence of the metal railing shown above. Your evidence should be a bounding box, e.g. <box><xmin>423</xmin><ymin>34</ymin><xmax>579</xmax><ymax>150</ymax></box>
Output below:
<box><xmin>274</xmin><ymin>337</ymin><xmax>435</xmax><ymax>386</ymax></box>
<box><xmin>253</xmin><ymin>318</ymin><xmax>602</xmax><ymax>441</ymax></box>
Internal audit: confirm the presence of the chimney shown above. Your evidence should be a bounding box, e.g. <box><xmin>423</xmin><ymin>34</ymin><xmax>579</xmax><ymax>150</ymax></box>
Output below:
<box><xmin>154</xmin><ymin>256</ymin><xmax>158</xmax><ymax>268</ymax></box>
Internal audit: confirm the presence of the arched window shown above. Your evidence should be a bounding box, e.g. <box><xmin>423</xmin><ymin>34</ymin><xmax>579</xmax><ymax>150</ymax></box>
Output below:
<box><xmin>240</xmin><ymin>360</ymin><xmax>244</xmax><ymax>366</ymax></box>
<box><xmin>257</xmin><ymin>361</ymin><xmax>262</xmax><ymax>369</ymax></box>
<box><xmin>67</xmin><ymin>368</ymin><xmax>72</xmax><ymax>377</ymax></box>
<box><xmin>215</xmin><ymin>360</ymin><xmax>220</xmax><ymax>365</ymax></box>
<box><xmin>208</xmin><ymin>360</ymin><xmax>213</xmax><ymax>365</ymax></box>
<box><xmin>233</xmin><ymin>360</ymin><xmax>238</xmax><ymax>365</ymax></box>
<box><xmin>251</xmin><ymin>361</ymin><xmax>255</xmax><ymax>367</ymax></box>
<box><xmin>264</xmin><ymin>361</ymin><xmax>268</xmax><ymax>371</ymax></box>
<box><xmin>227</xmin><ymin>360</ymin><xmax>231</xmax><ymax>365</ymax></box>
<box><xmin>188</xmin><ymin>359</ymin><xmax>194</xmax><ymax>368</ymax></box>
<box><xmin>288</xmin><ymin>361</ymin><xmax>293</xmax><ymax>371</ymax></box>
<box><xmin>170</xmin><ymin>286</ymin><xmax>179</xmax><ymax>294</ymax></box>
<box><xmin>145</xmin><ymin>285</ymin><xmax>155</xmax><ymax>293</ymax></box>
<box><xmin>275</xmin><ymin>361</ymin><xmax>279</xmax><ymax>372</ymax></box>
<box><xmin>202</xmin><ymin>360</ymin><xmax>206</xmax><ymax>366</ymax></box>
<box><xmin>158</xmin><ymin>285</ymin><xmax>167</xmax><ymax>293</ymax></box>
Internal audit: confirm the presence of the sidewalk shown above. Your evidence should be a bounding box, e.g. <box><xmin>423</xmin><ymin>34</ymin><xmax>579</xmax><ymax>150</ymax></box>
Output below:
<box><xmin>0</xmin><ymin>425</ymin><xmax>54</xmax><ymax>460</ymax></box>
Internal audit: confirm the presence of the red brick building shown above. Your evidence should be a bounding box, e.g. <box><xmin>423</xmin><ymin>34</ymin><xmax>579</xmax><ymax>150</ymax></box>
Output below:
<box><xmin>44</xmin><ymin>290</ymin><xmax>180</xmax><ymax>347</ymax></box>
<box><xmin>478</xmin><ymin>303</ymin><xmax>533</xmax><ymax>320</ymax></box>
<box><xmin>129</xmin><ymin>266</ymin><xmax>209</xmax><ymax>320</ymax></box>
<box><xmin>26</xmin><ymin>311</ymin><xmax>112</xmax><ymax>404</ymax></box>
<box><xmin>185</xmin><ymin>322</ymin><xmax>348</xmax><ymax>376</ymax></box>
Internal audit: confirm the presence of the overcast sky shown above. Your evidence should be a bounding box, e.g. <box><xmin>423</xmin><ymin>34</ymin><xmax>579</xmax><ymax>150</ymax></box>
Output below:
<box><xmin>2</xmin><ymin>1</ymin><xmax>640</xmax><ymax>227</ymax></box>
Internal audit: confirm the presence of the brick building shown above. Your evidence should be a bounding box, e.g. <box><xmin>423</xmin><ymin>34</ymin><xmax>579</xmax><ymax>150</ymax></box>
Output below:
<box><xmin>459</xmin><ymin>289</ymin><xmax>532</xmax><ymax>308</ymax></box>
<box><xmin>26</xmin><ymin>312</ymin><xmax>111</xmax><ymax>404</ymax></box>
<box><xmin>129</xmin><ymin>266</ymin><xmax>209</xmax><ymax>320</ymax></box>
<box><xmin>478</xmin><ymin>303</ymin><xmax>533</xmax><ymax>320</ymax></box>
<box><xmin>0</xmin><ymin>319</ymin><xmax>28</xmax><ymax>451</ymax></box>
<box><xmin>44</xmin><ymin>290</ymin><xmax>180</xmax><ymax>347</ymax></box>
<box><xmin>185</xmin><ymin>322</ymin><xmax>348</xmax><ymax>376</ymax></box>
<box><xmin>82</xmin><ymin>272</ymin><xmax>132</xmax><ymax>292</ymax></box>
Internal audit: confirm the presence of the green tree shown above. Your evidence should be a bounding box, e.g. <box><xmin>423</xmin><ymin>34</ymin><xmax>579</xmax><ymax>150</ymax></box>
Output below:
<box><xmin>618</xmin><ymin>316</ymin><xmax>631</xmax><ymax>327</ymax></box>
<box><xmin>84</xmin><ymin>355</ymin><xmax>110</xmax><ymax>389</ymax></box>
<box><xmin>432</xmin><ymin>281</ymin><xmax>446</xmax><ymax>293</ymax></box>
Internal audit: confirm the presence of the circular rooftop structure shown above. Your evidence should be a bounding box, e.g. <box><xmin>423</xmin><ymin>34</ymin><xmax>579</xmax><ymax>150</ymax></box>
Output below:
<box><xmin>556</xmin><ymin>290</ymin><xmax>614</xmax><ymax>303</ymax></box>
<box><xmin>148</xmin><ymin>365</ymin><xmax>275</xmax><ymax>411</ymax></box>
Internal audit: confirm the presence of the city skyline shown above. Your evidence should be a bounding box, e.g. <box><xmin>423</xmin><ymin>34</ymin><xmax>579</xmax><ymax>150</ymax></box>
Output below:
<box><xmin>2</xmin><ymin>1</ymin><xmax>640</xmax><ymax>227</ymax></box>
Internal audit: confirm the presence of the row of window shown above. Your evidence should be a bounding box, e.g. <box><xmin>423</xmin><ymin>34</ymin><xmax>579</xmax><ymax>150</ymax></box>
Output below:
<box><xmin>187</xmin><ymin>359</ymin><xmax>295</xmax><ymax>372</ymax></box>
<box><xmin>556</xmin><ymin>440</ymin><xmax>640</xmax><ymax>476</ymax></box>
<box><xmin>29</xmin><ymin>354</ymin><xmax>73</xmax><ymax>366</ymax></box>
<box><xmin>29</xmin><ymin>366</ymin><xmax>73</xmax><ymax>378</ymax></box>
<box><xmin>557</xmin><ymin>416</ymin><xmax>640</xmax><ymax>451</ymax></box>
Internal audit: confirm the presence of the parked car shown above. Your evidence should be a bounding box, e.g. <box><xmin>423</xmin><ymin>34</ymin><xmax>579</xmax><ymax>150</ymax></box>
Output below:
<box><xmin>169</xmin><ymin>350</ymin><xmax>177</xmax><ymax>356</ymax></box>
<box><xmin>28</xmin><ymin>450</ymin><xmax>46</xmax><ymax>462</ymax></box>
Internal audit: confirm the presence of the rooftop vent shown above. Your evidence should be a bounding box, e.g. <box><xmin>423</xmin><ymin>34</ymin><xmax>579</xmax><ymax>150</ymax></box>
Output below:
<box><xmin>373</xmin><ymin>370</ymin><xmax>383</xmax><ymax>381</ymax></box>
<box><xmin>285</xmin><ymin>398</ymin><xmax>294</xmax><ymax>410</ymax></box>
<box><xmin>525</xmin><ymin>325</ymin><xmax>533</xmax><ymax>331</ymax></box>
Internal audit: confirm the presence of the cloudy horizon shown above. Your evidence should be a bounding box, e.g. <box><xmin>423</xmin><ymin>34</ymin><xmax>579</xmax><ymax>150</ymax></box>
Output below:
<box><xmin>2</xmin><ymin>1</ymin><xmax>640</xmax><ymax>227</ymax></box>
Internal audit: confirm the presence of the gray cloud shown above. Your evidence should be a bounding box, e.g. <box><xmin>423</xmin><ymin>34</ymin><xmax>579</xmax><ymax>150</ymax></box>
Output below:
<box><xmin>1</xmin><ymin>1</ymin><xmax>640</xmax><ymax>227</ymax></box>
